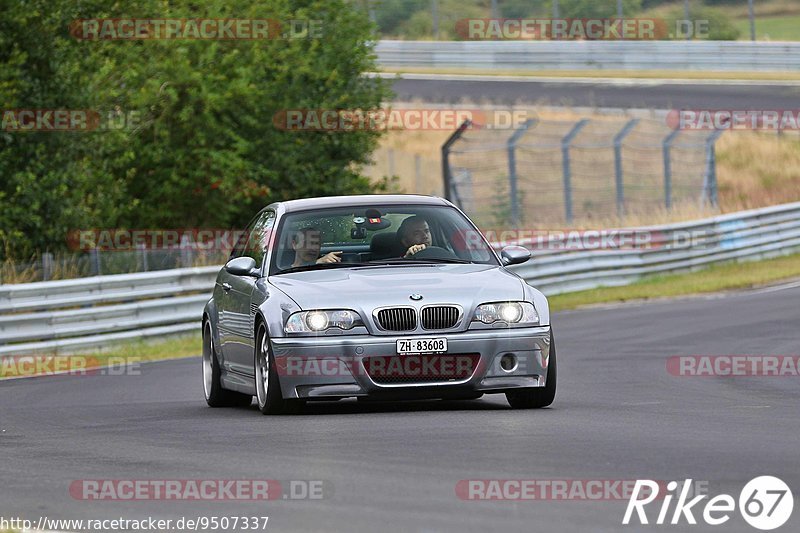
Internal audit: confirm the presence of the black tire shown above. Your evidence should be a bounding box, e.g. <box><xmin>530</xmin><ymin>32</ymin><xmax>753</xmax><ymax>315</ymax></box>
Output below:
<box><xmin>254</xmin><ymin>323</ymin><xmax>304</xmax><ymax>415</ymax></box>
<box><xmin>505</xmin><ymin>330</ymin><xmax>557</xmax><ymax>409</ymax></box>
<box><xmin>203</xmin><ymin>321</ymin><xmax>253</xmax><ymax>408</ymax></box>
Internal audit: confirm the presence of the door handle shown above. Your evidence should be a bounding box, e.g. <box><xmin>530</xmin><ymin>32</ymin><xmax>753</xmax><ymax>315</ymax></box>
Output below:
<box><xmin>221</xmin><ymin>282</ymin><xmax>232</xmax><ymax>292</ymax></box>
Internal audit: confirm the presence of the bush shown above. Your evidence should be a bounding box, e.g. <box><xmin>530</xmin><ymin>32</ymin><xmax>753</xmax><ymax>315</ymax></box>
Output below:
<box><xmin>664</xmin><ymin>5</ymin><xmax>742</xmax><ymax>40</ymax></box>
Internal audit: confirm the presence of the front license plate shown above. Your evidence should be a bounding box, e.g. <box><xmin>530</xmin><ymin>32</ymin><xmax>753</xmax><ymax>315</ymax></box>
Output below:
<box><xmin>396</xmin><ymin>338</ymin><xmax>448</xmax><ymax>355</ymax></box>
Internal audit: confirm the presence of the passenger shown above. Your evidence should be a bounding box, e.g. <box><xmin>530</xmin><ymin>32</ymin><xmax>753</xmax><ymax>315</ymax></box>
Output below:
<box><xmin>291</xmin><ymin>228</ymin><xmax>342</xmax><ymax>267</ymax></box>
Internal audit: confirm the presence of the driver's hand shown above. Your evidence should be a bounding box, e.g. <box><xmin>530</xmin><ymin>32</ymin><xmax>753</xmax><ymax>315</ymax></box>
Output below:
<box><xmin>404</xmin><ymin>244</ymin><xmax>427</xmax><ymax>257</ymax></box>
<box><xmin>316</xmin><ymin>251</ymin><xmax>342</xmax><ymax>264</ymax></box>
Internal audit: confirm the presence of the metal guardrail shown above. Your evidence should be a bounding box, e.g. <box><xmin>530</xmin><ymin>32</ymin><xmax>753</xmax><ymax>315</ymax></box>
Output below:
<box><xmin>375</xmin><ymin>40</ymin><xmax>800</xmax><ymax>72</ymax></box>
<box><xmin>0</xmin><ymin>267</ymin><xmax>218</xmax><ymax>356</ymax></box>
<box><xmin>509</xmin><ymin>201</ymin><xmax>800</xmax><ymax>294</ymax></box>
<box><xmin>1</xmin><ymin>202</ymin><xmax>800</xmax><ymax>355</ymax></box>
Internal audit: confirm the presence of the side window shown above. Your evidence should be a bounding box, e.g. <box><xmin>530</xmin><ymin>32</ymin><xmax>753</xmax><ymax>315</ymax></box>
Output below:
<box><xmin>241</xmin><ymin>211</ymin><xmax>276</xmax><ymax>268</ymax></box>
<box><xmin>229</xmin><ymin>214</ymin><xmax>260</xmax><ymax>260</ymax></box>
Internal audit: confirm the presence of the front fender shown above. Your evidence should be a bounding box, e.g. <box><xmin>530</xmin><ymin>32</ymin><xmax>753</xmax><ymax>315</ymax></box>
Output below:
<box><xmin>202</xmin><ymin>297</ymin><xmax>222</xmax><ymax>353</ymax></box>
<box><xmin>523</xmin><ymin>283</ymin><xmax>551</xmax><ymax>327</ymax></box>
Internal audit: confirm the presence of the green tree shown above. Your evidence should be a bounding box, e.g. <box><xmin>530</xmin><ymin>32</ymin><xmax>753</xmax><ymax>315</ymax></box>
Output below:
<box><xmin>0</xmin><ymin>0</ymin><xmax>391</xmax><ymax>259</ymax></box>
<box><xmin>545</xmin><ymin>0</ymin><xmax>643</xmax><ymax>18</ymax></box>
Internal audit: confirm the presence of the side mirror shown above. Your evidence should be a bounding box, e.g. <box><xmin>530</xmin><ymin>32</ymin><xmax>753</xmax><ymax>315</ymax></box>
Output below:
<box><xmin>225</xmin><ymin>256</ymin><xmax>259</xmax><ymax>277</ymax></box>
<box><xmin>500</xmin><ymin>245</ymin><xmax>531</xmax><ymax>266</ymax></box>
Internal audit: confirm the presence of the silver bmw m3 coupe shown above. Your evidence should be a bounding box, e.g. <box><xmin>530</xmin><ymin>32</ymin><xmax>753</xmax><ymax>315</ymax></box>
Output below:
<box><xmin>202</xmin><ymin>195</ymin><xmax>556</xmax><ymax>414</ymax></box>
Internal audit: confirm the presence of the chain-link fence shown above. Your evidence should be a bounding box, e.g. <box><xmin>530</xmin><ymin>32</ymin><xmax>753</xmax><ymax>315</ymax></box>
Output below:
<box><xmin>443</xmin><ymin>117</ymin><xmax>723</xmax><ymax>228</ymax></box>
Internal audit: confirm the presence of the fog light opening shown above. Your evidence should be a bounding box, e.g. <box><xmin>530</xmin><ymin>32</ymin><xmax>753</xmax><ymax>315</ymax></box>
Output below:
<box><xmin>499</xmin><ymin>353</ymin><xmax>518</xmax><ymax>373</ymax></box>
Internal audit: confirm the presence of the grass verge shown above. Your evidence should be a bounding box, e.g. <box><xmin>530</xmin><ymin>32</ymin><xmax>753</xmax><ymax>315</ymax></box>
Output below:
<box><xmin>733</xmin><ymin>16</ymin><xmax>800</xmax><ymax>41</ymax></box>
<box><xmin>549</xmin><ymin>253</ymin><xmax>800</xmax><ymax>312</ymax></box>
<box><xmin>0</xmin><ymin>333</ymin><xmax>200</xmax><ymax>380</ymax></box>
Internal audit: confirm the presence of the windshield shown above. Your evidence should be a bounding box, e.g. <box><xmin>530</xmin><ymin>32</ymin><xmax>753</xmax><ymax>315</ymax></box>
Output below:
<box><xmin>269</xmin><ymin>204</ymin><xmax>499</xmax><ymax>274</ymax></box>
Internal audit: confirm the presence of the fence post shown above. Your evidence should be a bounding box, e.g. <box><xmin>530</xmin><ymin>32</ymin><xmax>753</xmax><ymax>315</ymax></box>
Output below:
<box><xmin>613</xmin><ymin>119</ymin><xmax>639</xmax><ymax>218</ymax></box>
<box><xmin>41</xmin><ymin>252</ymin><xmax>53</xmax><ymax>282</ymax></box>
<box><xmin>662</xmin><ymin>129</ymin><xmax>681</xmax><ymax>210</ymax></box>
<box><xmin>414</xmin><ymin>154</ymin><xmax>422</xmax><ymax>194</ymax></box>
<box><xmin>702</xmin><ymin>129</ymin><xmax>725</xmax><ymax>207</ymax></box>
<box><xmin>561</xmin><ymin>119</ymin><xmax>589</xmax><ymax>223</ymax></box>
<box><xmin>388</xmin><ymin>148</ymin><xmax>395</xmax><ymax>177</ymax></box>
<box><xmin>507</xmin><ymin>118</ymin><xmax>537</xmax><ymax>227</ymax></box>
<box><xmin>441</xmin><ymin>119</ymin><xmax>472</xmax><ymax>204</ymax></box>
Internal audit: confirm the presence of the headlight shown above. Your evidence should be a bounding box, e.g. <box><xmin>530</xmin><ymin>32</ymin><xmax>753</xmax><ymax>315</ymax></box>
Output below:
<box><xmin>472</xmin><ymin>302</ymin><xmax>539</xmax><ymax>325</ymax></box>
<box><xmin>284</xmin><ymin>309</ymin><xmax>362</xmax><ymax>333</ymax></box>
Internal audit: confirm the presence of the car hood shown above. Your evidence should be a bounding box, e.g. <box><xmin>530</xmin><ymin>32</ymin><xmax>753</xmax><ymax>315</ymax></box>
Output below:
<box><xmin>269</xmin><ymin>264</ymin><xmax>523</xmax><ymax>311</ymax></box>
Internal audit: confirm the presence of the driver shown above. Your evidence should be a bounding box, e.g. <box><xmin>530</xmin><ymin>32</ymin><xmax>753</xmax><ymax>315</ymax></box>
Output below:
<box><xmin>397</xmin><ymin>216</ymin><xmax>432</xmax><ymax>258</ymax></box>
<box><xmin>291</xmin><ymin>227</ymin><xmax>342</xmax><ymax>267</ymax></box>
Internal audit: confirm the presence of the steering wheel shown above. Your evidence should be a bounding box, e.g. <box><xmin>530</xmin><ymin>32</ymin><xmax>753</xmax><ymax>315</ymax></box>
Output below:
<box><xmin>405</xmin><ymin>245</ymin><xmax>460</xmax><ymax>261</ymax></box>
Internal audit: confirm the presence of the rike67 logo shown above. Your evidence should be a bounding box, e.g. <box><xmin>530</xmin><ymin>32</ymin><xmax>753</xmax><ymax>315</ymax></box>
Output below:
<box><xmin>624</xmin><ymin>476</ymin><xmax>794</xmax><ymax>530</ymax></box>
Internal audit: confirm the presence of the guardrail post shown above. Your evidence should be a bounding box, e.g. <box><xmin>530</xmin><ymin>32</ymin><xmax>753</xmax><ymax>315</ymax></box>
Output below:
<box><xmin>180</xmin><ymin>234</ymin><xmax>194</xmax><ymax>268</ymax></box>
<box><xmin>662</xmin><ymin>129</ymin><xmax>682</xmax><ymax>210</ymax></box>
<box><xmin>137</xmin><ymin>243</ymin><xmax>149</xmax><ymax>271</ymax></box>
<box><xmin>90</xmin><ymin>247</ymin><xmax>102</xmax><ymax>276</ymax></box>
<box><xmin>702</xmin><ymin>129</ymin><xmax>725</xmax><ymax>207</ymax></box>
<box><xmin>441</xmin><ymin>119</ymin><xmax>472</xmax><ymax>205</ymax></box>
<box><xmin>41</xmin><ymin>252</ymin><xmax>53</xmax><ymax>282</ymax></box>
<box><xmin>507</xmin><ymin>118</ymin><xmax>537</xmax><ymax>227</ymax></box>
<box><xmin>561</xmin><ymin>119</ymin><xmax>589</xmax><ymax>223</ymax></box>
<box><xmin>613</xmin><ymin>119</ymin><xmax>639</xmax><ymax>217</ymax></box>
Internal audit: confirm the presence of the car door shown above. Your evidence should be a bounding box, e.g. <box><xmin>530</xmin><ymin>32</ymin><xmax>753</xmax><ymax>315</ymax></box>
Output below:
<box><xmin>222</xmin><ymin>210</ymin><xmax>275</xmax><ymax>376</ymax></box>
<box><xmin>217</xmin><ymin>213</ymin><xmax>259</xmax><ymax>374</ymax></box>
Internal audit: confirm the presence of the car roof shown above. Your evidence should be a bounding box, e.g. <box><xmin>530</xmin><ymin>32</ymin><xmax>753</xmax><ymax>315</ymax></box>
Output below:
<box><xmin>274</xmin><ymin>194</ymin><xmax>450</xmax><ymax>213</ymax></box>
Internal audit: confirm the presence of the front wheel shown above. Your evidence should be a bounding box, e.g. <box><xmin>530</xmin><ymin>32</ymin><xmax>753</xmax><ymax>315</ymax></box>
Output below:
<box><xmin>254</xmin><ymin>323</ymin><xmax>304</xmax><ymax>415</ymax></box>
<box><xmin>202</xmin><ymin>321</ymin><xmax>252</xmax><ymax>408</ymax></box>
<box><xmin>505</xmin><ymin>330</ymin><xmax>557</xmax><ymax>409</ymax></box>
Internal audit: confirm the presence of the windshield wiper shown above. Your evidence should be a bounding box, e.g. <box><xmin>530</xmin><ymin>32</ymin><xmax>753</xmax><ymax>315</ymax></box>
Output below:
<box><xmin>276</xmin><ymin>262</ymin><xmax>372</xmax><ymax>274</ymax></box>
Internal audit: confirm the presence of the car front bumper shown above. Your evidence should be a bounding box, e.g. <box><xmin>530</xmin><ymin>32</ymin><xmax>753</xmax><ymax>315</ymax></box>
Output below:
<box><xmin>269</xmin><ymin>326</ymin><xmax>552</xmax><ymax>400</ymax></box>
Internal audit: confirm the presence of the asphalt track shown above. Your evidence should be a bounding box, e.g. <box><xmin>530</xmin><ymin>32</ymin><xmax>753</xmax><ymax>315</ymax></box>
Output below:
<box><xmin>1</xmin><ymin>283</ymin><xmax>798</xmax><ymax>532</ymax></box>
<box><xmin>390</xmin><ymin>76</ymin><xmax>800</xmax><ymax>110</ymax></box>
